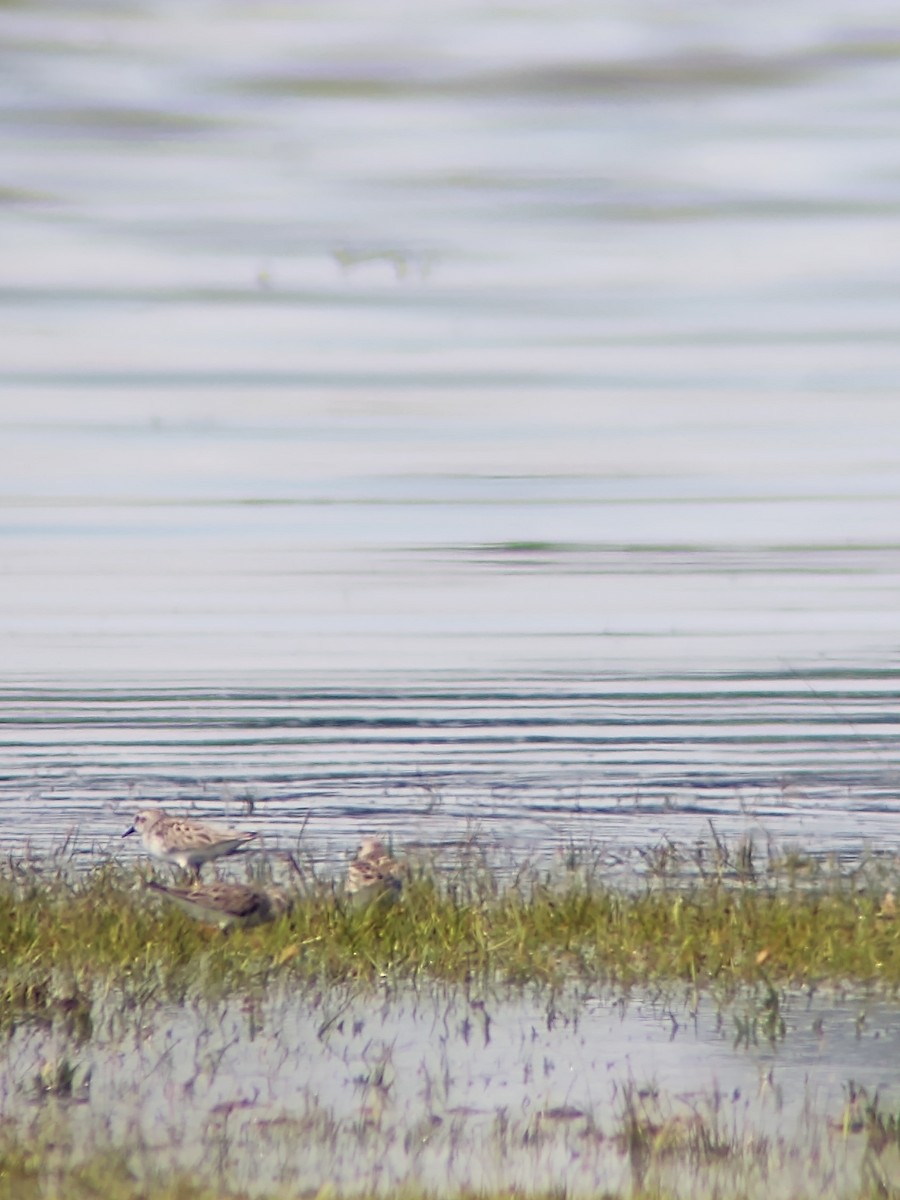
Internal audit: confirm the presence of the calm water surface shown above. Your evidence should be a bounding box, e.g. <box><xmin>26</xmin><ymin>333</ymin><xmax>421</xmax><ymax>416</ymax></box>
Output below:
<box><xmin>3</xmin><ymin>1</ymin><xmax>900</xmax><ymax>860</ymax></box>
<box><xmin>1</xmin><ymin>1</ymin><xmax>899</xmax><ymax>862</ymax></box>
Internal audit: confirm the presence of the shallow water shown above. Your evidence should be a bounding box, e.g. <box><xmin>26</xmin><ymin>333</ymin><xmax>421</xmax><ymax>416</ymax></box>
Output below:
<box><xmin>2</xmin><ymin>677</ymin><xmax>900</xmax><ymax>872</ymax></box>
<box><xmin>6</xmin><ymin>982</ymin><xmax>900</xmax><ymax>1197</ymax></box>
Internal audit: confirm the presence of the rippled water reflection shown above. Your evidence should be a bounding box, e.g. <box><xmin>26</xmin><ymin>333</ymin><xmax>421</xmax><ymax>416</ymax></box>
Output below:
<box><xmin>1</xmin><ymin>5</ymin><xmax>900</xmax><ymax>856</ymax></box>
<box><xmin>5</xmin><ymin>982</ymin><xmax>900</xmax><ymax>1197</ymax></box>
<box><xmin>2</xmin><ymin>676</ymin><xmax>900</xmax><ymax>868</ymax></box>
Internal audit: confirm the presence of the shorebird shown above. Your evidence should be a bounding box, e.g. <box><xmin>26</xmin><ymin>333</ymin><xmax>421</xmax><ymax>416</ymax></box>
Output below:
<box><xmin>122</xmin><ymin>808</ymin><xmax>259</xmax><ymax>878</ymax></box>
<box><xmin>146</xmin><ymin>879</ymin><xmax>291</xmax><ymax>929</ymax></box>
<box><xmin>346</xmin><ymin>836</ymin><xmax>402</xmax><ymax>911</ymax></box>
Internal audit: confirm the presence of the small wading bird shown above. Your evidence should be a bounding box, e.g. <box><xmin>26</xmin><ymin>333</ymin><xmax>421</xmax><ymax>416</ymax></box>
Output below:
<box><xmin>346</xmin><ymin>837</ymin><xmax>403</xmax><ymax>911</ymax></box>
<box><xmin>122</xmin><ymin>808</ymin><xmax>259</xmax><ymax>878</ymax></box>
<box><xmin>146</xmin><ymin>879</ymin><xmax>291</xmax><ymax>929</ymax></box>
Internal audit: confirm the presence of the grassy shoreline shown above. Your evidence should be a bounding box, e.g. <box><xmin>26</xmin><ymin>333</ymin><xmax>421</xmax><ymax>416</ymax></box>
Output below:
<box><xmin>1</xmin><ymin>841</ymin><xmax>899</xmax><ymax>1012</ymax></box>
<box><xmin>2</xmin><ymin>841</ymin><xmax>900</xmax><ymax>1200</ymax></box>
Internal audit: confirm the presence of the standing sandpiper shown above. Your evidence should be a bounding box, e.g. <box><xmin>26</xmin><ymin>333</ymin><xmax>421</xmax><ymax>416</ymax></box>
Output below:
<box><xmin>122</xmin><ymin>808</ymin><xmax>259</xmax><ymax>878</ymax></box>
<box><xmin>346</xmin><ymin>836</ymin><xmax>403</xmax><ymax>910</ymax></box>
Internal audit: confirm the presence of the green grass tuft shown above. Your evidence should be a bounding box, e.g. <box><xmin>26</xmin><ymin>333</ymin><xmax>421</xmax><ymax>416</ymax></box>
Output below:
<box><xmin>0</xmin><ymin>843</ymin><xmax>899</xmax><ymax>1015</ymax></box>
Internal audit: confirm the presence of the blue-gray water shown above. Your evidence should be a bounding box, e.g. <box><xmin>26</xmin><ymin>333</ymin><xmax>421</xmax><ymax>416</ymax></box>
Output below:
<box><xmin>2</xmin><ymin>0</ymin><xmax>900</xmax><ymax>862</ymax></box>
<box><xmin>2</xmin><ymin>679</ymin><xmax>900</xmax><ymax>871</ymax></box>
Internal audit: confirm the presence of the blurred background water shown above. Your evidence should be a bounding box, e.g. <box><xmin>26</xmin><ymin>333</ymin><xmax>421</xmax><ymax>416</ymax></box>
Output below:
<box><xmin>2</xmin><ymin>0</ymin><xmax>900</xmax><ymax>861</ymax></box>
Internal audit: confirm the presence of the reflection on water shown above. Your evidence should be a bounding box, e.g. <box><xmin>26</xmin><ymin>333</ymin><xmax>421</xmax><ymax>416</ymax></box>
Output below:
<box><xmin>2</xmin><ymin>1</ymin><xmax>900</xmax><ymax>682</ymax></box>
<box><xmin>0</xmin><ymin>6</ymin><xmax>899</xmax><ymax>879</ymax></box>
<box><xmin>5</xmin><ymin>983</ymin><xmax>899</xmax><ymax>1197</ymax></box>
<box><xmin>2</xmin><ymin>677</ymin><xmax>900</xmax><ymax>866</ymax></box>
